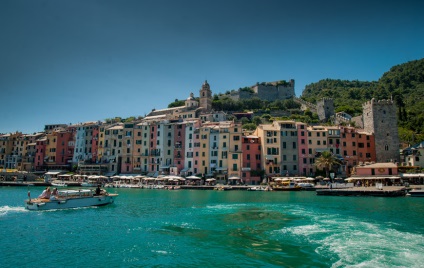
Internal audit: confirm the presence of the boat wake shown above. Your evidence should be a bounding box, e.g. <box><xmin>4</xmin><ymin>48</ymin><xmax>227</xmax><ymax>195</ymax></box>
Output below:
<box><xmin>274</xmin><ymin>207</ymin><xmax>424</xmax><ymax>267</ymax></box>
<box><xmin>0</xmin><ymin>206</ymin><xmax>28</xmax><ymax>216</ymax></box>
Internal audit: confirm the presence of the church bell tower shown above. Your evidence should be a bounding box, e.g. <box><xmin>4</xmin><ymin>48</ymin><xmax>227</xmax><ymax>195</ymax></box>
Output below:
<box><xmin>199</xmin><ymin>80</ymin><xmax>212</xmax><ymax>112</ymax></box>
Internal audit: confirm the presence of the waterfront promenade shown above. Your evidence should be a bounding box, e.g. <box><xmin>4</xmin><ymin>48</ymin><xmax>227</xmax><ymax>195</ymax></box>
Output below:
<box><xmin>1</xmin><ymin>180</ymin><xmax>420</xmax><ymax>197</ymax></box>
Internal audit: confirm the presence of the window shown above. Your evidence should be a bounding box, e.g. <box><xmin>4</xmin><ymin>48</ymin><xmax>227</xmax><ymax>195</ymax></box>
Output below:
<box><xmin>232</xmin><ymin>154</ymin><xmax>238</xmax><ymax>159</ymax></box>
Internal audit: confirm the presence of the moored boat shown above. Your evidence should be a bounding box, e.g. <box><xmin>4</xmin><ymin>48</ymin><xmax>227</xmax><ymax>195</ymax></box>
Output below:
<box><xmin>25</xmin><ymin>189</ymin><xmax>118</xmax><ymax>210</ymax></box>
<box><xmin>51</xmin><ymin>181</ymin><xmax>68</xmax><ymax>187</ymax></box>
<box><xmin>408</xmin><ymin>189</ymin><xmax>424</xmax><ymax>197</ymax></box>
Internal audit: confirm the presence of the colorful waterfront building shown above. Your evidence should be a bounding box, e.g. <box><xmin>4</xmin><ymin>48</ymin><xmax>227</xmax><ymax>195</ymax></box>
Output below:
<box><xmin>20</xmin><ymin>133</ymin><xmax>44</xmax><ymax>172</ymax></box>
<box><xmin>241</xmin><ymin>134</ymin><xmax>262</xmax><ymax>185</ymax></box>
<box><xmin>296</xmin><ymin>122</ymin><xmax>311</xmax><ymax>176</ymax></box>
<box><xmin>340</xmin><ymin>126</ymin><xmax>376</xmax><ymax>176</ymax></box>
<box><xmin>136</xmin><ymin>122</ymin><xmax>151</xmax><ymax>174</ymax></box>
<box><xmin>102</xmin><ymin>123</ymin><xmax>124</xmax><ymax>175</ymax></box>
<box><xmin>228</xmin><ymin>122</ymin><xmax>242</xmax><ymax>182</ymax></box>
<box><xmin>73</xmin><ymin>122</ymin><xmax>99</xmax><ymax>164</ymax></box>
<box><xmin>34</xmin><ymin>136</ymin><xmax>47</xmax><ymax>171</ymax></box>
<box><xmin>255</xmin><ymin>123</ymin><xmax>281</xmax><ymax>176</ymax></box>
<box><xmin>121</xmin><ymin>122</ymin><xmax>136</xmax><ymax>174</ymax></box>
<box><xmin>278</xmin><ymin>121</ymin><xmax>299</xmax><ymax>176</ymax></box>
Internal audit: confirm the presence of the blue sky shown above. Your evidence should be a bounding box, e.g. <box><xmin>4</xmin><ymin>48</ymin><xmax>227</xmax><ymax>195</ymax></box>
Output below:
<box><xmin>1</xmin><ymin>0</ymin><xmax>423</xmax><ymax>134</ymax></box>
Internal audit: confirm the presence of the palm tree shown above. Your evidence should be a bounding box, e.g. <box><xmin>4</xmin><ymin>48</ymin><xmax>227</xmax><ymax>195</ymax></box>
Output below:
<box><xmin>314</xmin><ymin>151</ymin><xmax>342</xmax><ymax>180</ymax></box>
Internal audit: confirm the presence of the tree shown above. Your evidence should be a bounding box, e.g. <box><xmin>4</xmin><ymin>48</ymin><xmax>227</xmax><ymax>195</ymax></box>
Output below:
<box><xmin>261</xmin><ymin>114</ymin><xmax>271</xmax><ymax>122</ymax></box>
<box><xmin>242</xmin><ymin>123</ymin><xmax>257</xmax><ymax>131</ymax></box>
<box><xmin>240</xmin><ymin>117</ymin><xmax>250</xmax><ymax>125</ymax></box>
<box><xmin>314</xmin><ymin>151</ymin><xmax>342</xmax><ymax>180</ymax></box>
<box><xmin>252</xmin><ymin>116</ymin><xmax>262</xmax><ymax>126</ymax></box>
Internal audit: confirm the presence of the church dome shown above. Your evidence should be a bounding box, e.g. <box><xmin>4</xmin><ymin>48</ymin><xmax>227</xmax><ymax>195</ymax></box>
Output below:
<box><xmin>187</xmin><ymin>92</ymin><xmax>195</xmax><ymax>100</ymax></box>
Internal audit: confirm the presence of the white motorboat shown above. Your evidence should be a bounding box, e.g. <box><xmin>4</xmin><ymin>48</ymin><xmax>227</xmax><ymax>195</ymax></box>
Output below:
<box><xmin>247</xmin><ymin>186</ymin><xmax>270</xmax><ymax>191</ymax></box>
<box><xmin>25</xmin><ymin>189</ymin><xmax>118</xmax><ymax>211</ymax></box>
<box><xmin>408</xmin><ymin>189</ymin><xmax>424</xmax><ymax>197</ymax></box>
<box><xmin>51</xmin><ymin>180</ymin><xmax>68</xmax><ymax>187</ymax></box>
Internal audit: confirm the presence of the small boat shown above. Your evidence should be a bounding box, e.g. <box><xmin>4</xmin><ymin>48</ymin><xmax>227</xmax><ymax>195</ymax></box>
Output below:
<box><xmin>408</xmin><ymin>189</ymin><xmax>424</xmax><ymax>197</ymax></box>
<box><xmin>25</xmin><ymin>189</ymin><xmax>118</xmax><ymax>211</ymax></box>
<box><xmin>247</xmin><ymin>186</ymin><xmax>270</xmax><ymax>191</ymax></box>
<box><xmin>51</xmin><ymin>181</ymin><xmax>68</xmax><ymax>187</ymax></box>
<box><xmin>272</xmin><ymin>181</ymin><xmax>301</xmax><ymax>191</ymax></box>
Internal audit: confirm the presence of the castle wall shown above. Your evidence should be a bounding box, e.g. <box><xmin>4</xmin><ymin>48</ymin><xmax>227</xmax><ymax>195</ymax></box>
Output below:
<box><xmin>362</xmin><ymin>98</ymin><xmax>400</xmax><ymax>163</ymax></box>
<box><xmin>229</xmin><ymin>79</ymin><xmax>295</xmax><ymax>102</ymax></box>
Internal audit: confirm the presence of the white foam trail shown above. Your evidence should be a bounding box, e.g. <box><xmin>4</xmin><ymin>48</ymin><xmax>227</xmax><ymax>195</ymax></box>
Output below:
<box><xmin>0</xmin><ymin>205</ymin><xmax>27</xmax><ymax>216</ymax></box>
<box><xmin>275</xmin><ymin>210</ymin><xmax>424</xmax><ymax>268</ymax></box>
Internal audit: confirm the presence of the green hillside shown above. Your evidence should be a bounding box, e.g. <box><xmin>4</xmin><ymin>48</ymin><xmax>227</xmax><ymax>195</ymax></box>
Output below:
<box><xmin>301</xmin><ymin>58</ymin><xmax>424</xmax><ymax>144</ymax></box>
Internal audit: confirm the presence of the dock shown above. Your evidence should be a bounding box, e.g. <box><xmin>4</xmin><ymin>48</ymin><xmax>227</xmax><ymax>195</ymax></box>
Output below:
<box><xmin>0</xmin><ymin>181</ymin><xmax>81</xmax><ymax>187</ymax></box>
<box><xmin>316</xmin><ymin>186</ymin><xmax>407</xmax><ymax>197</ymax></box>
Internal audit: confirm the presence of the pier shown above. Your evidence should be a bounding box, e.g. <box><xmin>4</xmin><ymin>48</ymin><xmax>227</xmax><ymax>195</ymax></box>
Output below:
<box><xmin>316</xmin><ymin>186</ymin><xmax>407</xmax><ymax>197</ymax></box>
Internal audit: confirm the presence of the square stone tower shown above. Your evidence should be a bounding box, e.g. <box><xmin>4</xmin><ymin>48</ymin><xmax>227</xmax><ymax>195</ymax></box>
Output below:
<box><xmin>362</xmin><ymin>98</ymin><xmax>400</xmax><ymax>163</ymax></box>
<box><xmin>316</xmin><ymin>98</ymin><xmax>335</xmax><ymax>122</ymax></box>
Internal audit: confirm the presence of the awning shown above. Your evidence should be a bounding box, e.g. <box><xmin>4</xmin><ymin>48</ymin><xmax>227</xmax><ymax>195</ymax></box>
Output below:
<box><xmin>315</xmin><ymin>148</ymin><xmax>330</xmax><ymax>152</ymax></box>
<box><xmin>228</xmin><ymin>176</ymin><xmax>240</xmax><ymax>180</ymax></box>
<box><xmin>159</xmin><ymin>166</ymin><xmax>170</xmax><ymax>169</ymax></box>
<box><xmin>215</xmin><ymin>168</ymin><xmax>227</xmax><ymax>171</ymax></box>
<box><xmin>186</xmin><ymin>175</ymin><xmax>201</xmax><ymax>180</ymax></box>
<box><xmin>45</xmin><ymin>171</ymin><xmax>61</xmax><ymax>175</ymax></box>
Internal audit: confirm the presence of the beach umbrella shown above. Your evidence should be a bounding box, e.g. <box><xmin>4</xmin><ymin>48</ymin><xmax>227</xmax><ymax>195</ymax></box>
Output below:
<box><xmin>228</xmin><ymin>176</ymin><xmax>240</xmax><ymax>180</ymax></box>
<box><xmin>186</xmin><ymin>175</ymin><xmax>201</xmax><ymax>180</ymax></box>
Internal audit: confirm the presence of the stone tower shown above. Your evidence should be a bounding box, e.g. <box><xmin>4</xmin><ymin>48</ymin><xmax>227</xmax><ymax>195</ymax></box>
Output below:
<box><xmin>362</xmin><ymin>98</ymin><xmax>400</xmax><ymax>163</ymax></box>
<box><xmin>316</xmin><ymin>98</ymin><xmax>335</xmax><ymax>122</ymax></box>
<box><xmin>199</xmin><ymin>80</ymin><xmax>212</xmax><ymax>112</ymax></box>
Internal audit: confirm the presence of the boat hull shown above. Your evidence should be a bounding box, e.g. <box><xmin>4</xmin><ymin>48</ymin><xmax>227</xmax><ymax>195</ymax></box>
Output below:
<box><xmin>25</xmin><ymin>194</ymin><xmax>117</xmax><ymax>211</ymax></box>
<box><xmin>409</xmin><ymin>189</ymin><xmax>424</xmax><ymax>197</ymax></box>
<box><xmin>272</xmin><ymin>187</ymin><xmax>301</xmax><ymax>191</ymax></box>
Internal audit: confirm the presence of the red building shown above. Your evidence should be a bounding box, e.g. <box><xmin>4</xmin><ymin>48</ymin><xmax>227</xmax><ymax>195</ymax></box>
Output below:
<box><xmin>55</xmin><ymin>128</ymin><xmax>75</xmax><ymax>167</ymax></box>
<box><xmin>341</xmin><ymin>127</ymin><xmax>376</xmax><ymax>176</ymax></box>
<box><xmin>241</xmin><ymin>135</ymin><xmax>262</xmax><ymax>185</ymax></box>
<box><xmin>34</xmin><ymin>137</ymin><xmax>47</xmax><ymax>171</ymax></box>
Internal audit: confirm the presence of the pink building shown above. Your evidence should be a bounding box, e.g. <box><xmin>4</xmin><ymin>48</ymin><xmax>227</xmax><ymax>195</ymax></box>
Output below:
<box><xmin>35</xmin><ymin>138</ymin><xmax>47</xmax><ymax>171</ymax></box>
<box><xmin>241</xmin><ymin>135</ymin><xmax>262</xmax><ymax>185</ymax></box>
<box><xmin>55</xmin><ymin>129</ymin><xmax>75</xmax><ymax>167</ymax></box>
<box><xmin>354</xmin><ymin>162</ymin><xmax>398</xmax><ymax>176</ymax></box>
<box><xmin>297</xmin><ymin>122</ymin><xmax>310</xmax><ymax>176</ymax></box>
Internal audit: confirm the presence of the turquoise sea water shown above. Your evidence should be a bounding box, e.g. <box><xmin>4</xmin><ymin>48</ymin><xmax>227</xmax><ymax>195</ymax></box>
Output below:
<box><xmin>1</xmin><ymin>187</ymin><xmax>423</xmax><ymax>268</ymax></box>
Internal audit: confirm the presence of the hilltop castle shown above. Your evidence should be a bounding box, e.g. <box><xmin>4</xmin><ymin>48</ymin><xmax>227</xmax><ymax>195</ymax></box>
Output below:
<box><xmin>228</xmin><ymin>79</ymin><xmax>295</xmax><ymax>101</ymax></box>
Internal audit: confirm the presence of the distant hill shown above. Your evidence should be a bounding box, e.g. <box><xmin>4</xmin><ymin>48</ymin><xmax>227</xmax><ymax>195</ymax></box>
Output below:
<box><xmin>301</xmin><ymin>58</ymin><xmax>424</xmax><ymax>144</ymax></box>
<box><xmin>166</xmin><ymin>59</ymin><xmax>424</xmax><ymax>144</ymax></box>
